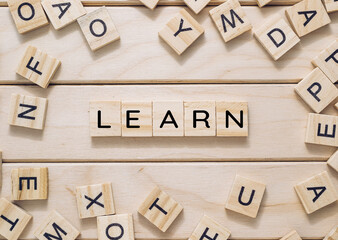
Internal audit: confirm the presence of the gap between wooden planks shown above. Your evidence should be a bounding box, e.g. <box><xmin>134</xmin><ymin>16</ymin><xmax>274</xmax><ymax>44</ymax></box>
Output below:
<box><xmin>1</xmin><ymin>162</ymin><xmax>337</xmax><ymax>239</ymax></box>
<box><xmin>0</xmin><ymin>85</ymin><xmax>336</xmax><ymax>162</ymax></box>
<box><xmin>0</xmin><ymin>7</ymin><xmax>336</xmax><ymax>84</ymax></box>
<box><xmin>0</xmin><ymin>0</ymin><xmax>302</xmax><ymax>7</ymax></box>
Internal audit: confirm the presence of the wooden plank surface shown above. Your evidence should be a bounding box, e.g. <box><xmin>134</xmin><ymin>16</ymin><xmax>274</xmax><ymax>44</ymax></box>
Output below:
<box><xmin>0</xmin><ymin>85</ymin><xmax>336</xmax><ymax>162</ymax></box>
<box><xmin>1</xmin><ymin>162</ymin><xmax>337</xmax><ymax>239</ymax></box>
<box><xmin>0</xmin><ymin>7</ymin><xmax>336</xmax><ymax>84</ymax></box>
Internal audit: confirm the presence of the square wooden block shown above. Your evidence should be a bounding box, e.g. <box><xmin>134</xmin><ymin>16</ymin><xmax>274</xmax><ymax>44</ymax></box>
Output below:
<box><xmin>8</xmin><ymin>94</ymin><xmax>48</xmax><ymax>130</ymax></box>
<box><xmin>11</xmin><ymin>167</ymin><xmax>48</xmax><ymax>200</ymax></box>
<box><xmin>280</xmin><ymin>230</ymin><xmax>302</xmax><ymax>240</ymax></box>
<box><xmin>324</xmin><ymin>225</ymin><xmax>338</xmax><ymax>240</ymax></box>
<box><xmin>138</xmin><ymin>186</ymin><xmax>183</xmax><ymax>232</ymax></box>
<box><xmin>225</xmin><ymin>175</ymin><xmax>266</xmax><ymax>218</ymax></box>
<box><xmin>8</xmin><ymin>0</ymin><xmax>49</xmax><ymax>34</ymax></box>
<box><xmin>76</xmin><ymin>182</ymin><xmax>115</xmax><ymax>219</ymax></box>
<box><xmin>78</xmin><ymin>7</ymin><xmax>120</xmax><ymax>51</ymax></box>
<box><xmin>97</xmin><ymin>214</ymin><xmax>134</xmax><ymax>240</ymax></box>
<box><xmin>153</xmin><ymin>101</ymin><xmax>184</xmax><ymax>137</ymax></box>
<box><xmin>184</xmin><ymin>0</ymin><xmax>210</xmax><ymax>14</ymax></box>
<box><xmin>41</xmin><ymin>0</ymin><xmax>86</xmax><ymax>30</ymax></box>
<box><xmin>328</xmin><ymin>150</ymin><xmax>338</xmax><ymax>173</ymax></box>
<box><xmin>0</xmin><ymin>198</ymin><xmax>32</xmax><ymax>240</ymax></box>
<box><xmin>324</xmin><ymin>0</ymin><xmax>338</xmax><ymax>12</ymax></box>
<box><xmin>253</xmin><ymin>14</ymin><xmax>300</xmax><ymax>61</ymax></box>
<box><xmin>90</xmin><ymin>101</ymin><xmax>121</xmax><ymax>137</ymax></box>
<box><xmin>209</xmin><ymin>0</ymin><xmax>252</xmax><ymax>43</ymax></box>
<box><xmin>159</xmin><ymin>9</ymin><xmax>204</xmax><ymax>55</ymax></box>
<box><xmin>294</xmin><ymin>68</ymin><xmax>338</xmax><ymax>113</ymax></box>
<box><xmin>16</xmin><ymin>46</ymin><xmax>61</xmax><ymax>88</ymax></box>
<box><xmin>216</xmin><ymin>102</ymin><xmax>248</xmax><ymax>137</ymax></box>
<box><xmin>122</xmin><ymin>102</ymin><xmax>152</xmax><ymax>137</ymax></box>
<box><xmin>285</xmin><ymin>0</ymin><xmax>331</xmax><ymax>37</ymax></box>
<box><xmin>34</xmin><ymin>210</ymin><xmax>80</xmax><ymax>240</ymax></box>
<box><xmin>312</xmin><ymin>40</ymin><xmax>337</xmax><ymax>83</ymax></box>
<box><xmin>295</xmin><ymin>171</ymin><xmax>338</xmax><ymax>214</ymax></box>
<box><xmin>139</xmin><ymin>0</ymin><xmax>159</xmax><ymax>10</ymax></box>
<box><xmin>256</xmin><ymin>0</ymin><xmax>272</xmax><ymax>7</ymax></box>
<box><xmin>185</xmin><ymin>101</ymin><xmax>216</xmax><ymax>136</ymax></box>
<box><xmin>189</xmin><ymin>215</ymin><xmax>231</xmax><ymax>240</ymax></box>
<box><xmin>305</xmin><ymin>113</ymin><xmax>338</xmax><ymax>147</ymax></box>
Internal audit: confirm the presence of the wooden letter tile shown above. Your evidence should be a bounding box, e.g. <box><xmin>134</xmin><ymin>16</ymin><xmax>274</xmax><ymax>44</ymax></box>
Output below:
<box><xmin>0</xmin><ymin>198</ymin><xmax>32</xmax><ymax>240</ymax></box>
<box><xmin>216</xmin><ymin>102</ymin><xmax>248</xmax><ymax>136</ymax></box>
<box><xmin>8</xmin><ymin>94</ymin><xmax>48</xmax><ymax>130</ymax></box>
<box><xmin>8</xmin><ymin>0</ymin><xmax>49</xmax><ymax>34</ymax></box>
<box><xmin>209</xmin><ymin>0</ymin><xmax>252</xmax><ymax>43</ymax></box>
<box><xmin>294</xmin><ymin>68</ymin><xmax>338</xmax><ymax>113</ymax></box>
<box><xmin>153</xmin><ymin>101</ymin><xmax>184</xmax><ymax>137</ymax></box>
<box><xmin>122</xmin><ymin>102</ymin><xmax>152</xmax><ymax>137</ymax></box>
<box><xmin>11</xmin><ymin>167</ymin><xmax>48</xmax><ymax>200</ymax></box>
<box><xmin>90</xmin><ymin>101</ymin><xmax>121</xmax><ymax>137</ymax></box>
<box><xmin>324</xmin><ymin>225</ymin><xmax>338</xmax><ymax>240</ymax></box>
<box><xmin>184</xmin><ymin>0</ymin><xmax>210</xmax><ymax>14</ymax></box>
<box><xmin>78</xmin><ymin>7</ymin><xmax>120</xmax><ymax>51</ymax></box>
<box><xmin>16</xmin><ymin>46</ymin><xmax>61</xmax><ymax>88</ymax></box>
<box><xmin>139</xmin><ymin>0</ymin><xmax>159</xmax><ymax>10</ymax></box>
<box><xmin>324</xmin><ymin>0</ymin><xmax>338</xmax><ymax>12</ymax></box>
<box><xmin>328</xmin><ymin>150</ymin><xmax>338</xmax><ymax>173</ymax></box>
<box><xmin>97</xmin><ymin>214</ymin><xmax>134</xmax><ymax>240</ymax></box>
<box><xmin>34</xmin><ymin>210</ymin><xmax>80</xmax><ymax>240</ymax></box>
<box><xmin>188</xmin><ymin>215</ymin><xmax>231</xmax><ymax>240</ymax></box>
<box><xmin>285</xmin><ymin>0</ymin><xmax>331</xmax><ymax>37</ymax></box>
<box><xmin>312</xmin><ymin>40</ymin><xmax>337</xmax><ymax>83</ymax></box>
<box><xmin>159</xmin><ymin>9</ymin><xmax>204</xmax><ymax>55</ymax></box>
<box><xmin>138</xmin><ymin>186</ymin><xmax>183</xmax><ymax>232</ymax></box>
<box><xmin>184</xmin><ymin>101</ymin><xmax>216</xmax><ymax>136</ymax></box>
<box><xmin>256</xmin><ymin>0</ymin><xmax>272</xmax><ymax>7</ymax></box>
<box><xmin>280</xmin><ymin>230</ymin><xmax>302</xmax><ymax>240</ymax></box>
<box><xmin>305</xmin><ymin>113</ymin><xmax>338</xmax><ymax>147</ymax></box>
<box><xmin>225</xmin><ymin>175</ymin><xmax>266</xmax><ymax>218</ymax></box>
<box><xmin>41</xmin><ymin>0</ymin><xmax>86</xmax><ymax>30</ymax></box>
<box><xmin>76</xmin><ymin>182</ymin><xmax>115</xmax><ymax>219</ymax></box>
<box><xmin>253</xmin><ymin>14</ymin><xmax>300</xmax><ymax>60</ymax></box>
<box><xmin>295</xmin><ymin>171</ymin><xmax>338</xmax><ymax>214</ymax></box>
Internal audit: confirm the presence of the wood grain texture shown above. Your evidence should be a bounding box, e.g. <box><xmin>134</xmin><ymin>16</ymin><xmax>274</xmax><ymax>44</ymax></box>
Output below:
<box><xmin>0</xmin><ymin>162</ymin><xmax>337</xmax><ymax>239</ymax></box>
<box><xmin>0</xmin><ymin>7</ymin><xmax>336</xmax><ymax>84</ymax></box>
<box><xmin>0</xmin><ymin>85</ymin><xmax>337</xmax><ymax>162</ymax></box>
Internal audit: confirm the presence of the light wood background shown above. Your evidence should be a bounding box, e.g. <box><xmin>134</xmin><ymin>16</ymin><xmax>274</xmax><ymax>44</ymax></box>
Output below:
<box><xmin>0</xmin><ymin>1</ymin><xmax>337</xmax><ymax>239</ymax></box>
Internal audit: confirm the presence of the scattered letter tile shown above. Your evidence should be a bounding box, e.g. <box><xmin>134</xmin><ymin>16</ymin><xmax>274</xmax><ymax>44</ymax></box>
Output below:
<box><xmin>34</xmin><ymin>210</ymin><xmax>80</xmax><ymax>240</ymax></box>
<box><xmin>184</xmin><ymin>0</ymin><xmax>210</xmax><ymax>14</ymax></box>
<box><xmin>17</xmin><ymin>46</ymin><xmax>61</xmax><ymax>88</ymax></box>
<box><xmin>78</xmin><ymin>7</ymin><xmax>120</xmax><ymax>51</ymax></box>
<box><xmin>8</xmin><ymin>94</ymin><xmax>48</xmax><ymax>130</ymax></box>
<box><xmin>280</xmin><ymin>230</ymin><xmax>302</xmax><ymax>240</ymax></box>
<box><xmin>0</xmin><ymin>198</ymin><xmax>32</xmax><ymax>240</ymax></box>
<box><xmin>159</xmin><ymin>9</ymin><xmax>204</xmax><ymax>55</ymax></box>
<box><xmin>209</xmin><ymin>0</ymin><xmax>252</xmax><ymax>43</ymax></box>
<box><xmin>294</xmin><ymin>68</ymin><xmax>338</xmax><ymax>113</ymax></box>
<box><xmin>189</xmin><ymin>215</ymin><xmax>231</xmax><ymax>240</ymax></box>
<box><xmin>138</xmin><ymin>186</ymin><xmax>183</xmax><ymax>232</ymax></box>
<box><xmin>184</xmin><ymin>101</ymin><xmax>216</xmax><ymax>136</ymax></box>
<box><xmin>305</xmin><ymin>113</ymin><xmax>338</xmax><ymax>147</ymax></box>
<box><xmin>312</xmin><ymin>40</ymin><xmax>338</xmax><ymax>83</ymax></box>
<box><xmin>153</xmin><ymin>101</ymin><xmax>184</xmax><ymax>137</ymax></box>
<box><xmin>139</xmin><ymin>0</ymin><xmax>159</xmax><ymax>10</ymax></box>
<box><xmin>97</xmin><ymin>214</ymin><xmax>134</xmax><ymax>240</ymax></box>
<box><xmin>11</xmin><ymin>167</ymin><xmax>48</xmax><ymax>200</ymax></box>
<box><xmin>76</xmin><ymin>182</ymin><xmax>115</xmax><ymax>219</ymax></box>
<box><xmin>328</xmin><ymin>150</ymin><xmax>338</xmax><ymax>173</ymax></box>
<box><xmin>41</xmin><ymin>0</ymin><xmax>86</xmax><ymax>30</ymax></box>
<box><xmin>324</xmin><ymin>225</ymin><xmax>338</xmax><ymax>240</ymax></box>
<box><xmin>8</xmin><ymin>0</ymin><xmax>49</xmax><ymax>34</ymax></box>
<box><xmin>90</xmin><ymin>101</ymin><xmax>121</xmax><ymax>137</ymax></box>
<box><xmin>216</xmin><ymin>102</ymin><xmax>248</xmax><ymax>136</ymax></box>
<box><xmin>295</xmin><ymin>171</ymin><xmax>338</xmax><ymax>214</ymax></box>
<box><xmin>122</xmin><ymin>102</ymin><xmax>152</xmax><ymax>137</ymax></box>
<box><xmin>225</xmin><ymin>175</ymin><xmax>266</xmax><ymax>218</ymax></box>
<box><xmin>253</xmin><ymin>14</ymin><xmax>300</xmax><ymax>60</ymax></box>
<box><xmin>285</xmin><ymin>0</ymin><xmax>331</xmax><ymax>37</ymax></box>
<box><xmin>324</xmin><ymin>0</ymin><xmax>338</xmax><ymax>12</ymax></box>
<box><xmin>256</xmin><ymin>0</ymin><xmax>272</xmax><ymax>7</ymax></box>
